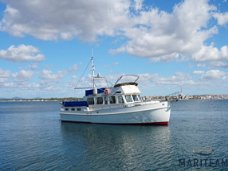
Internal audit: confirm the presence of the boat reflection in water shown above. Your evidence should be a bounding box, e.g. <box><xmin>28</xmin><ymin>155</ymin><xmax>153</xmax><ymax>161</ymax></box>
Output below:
<box><xmin>60</xmin><ymin>122</ymin><xmax>172</xmax><ymax>170</ymax></box>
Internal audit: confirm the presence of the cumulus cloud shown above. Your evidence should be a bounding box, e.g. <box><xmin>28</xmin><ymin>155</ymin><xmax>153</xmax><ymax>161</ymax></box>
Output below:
<box><xmin>1</xmin><ymin>66</ymin><xmax>228</xmax><ymax>97</ymax></box>
<box><xmin>112</xmin><ymin>0</ymin><xmax>218</xmax><ymax>61</ymax></box>
<box><xmin>0</xmin><ymin>68</ymin><xmax>11</xmax><ymax>78</ymax></box>
<box><xmin>193</xmin><ymin>70</ymin><xmax>204</xmax><ymax>75</ymax></box>
<box><xmin>131</xmin><ymin>72</ymin><xmax>197</xmax><ymax>89</ymax></box>
<box><xmin>13</xmin><ymin>69</ymin><xmax>33</xmax><ymax>80</ymax></box>
<box><xmin>114</xmin><ymin>0</ymin><xmax>227</xmax><ymax>66</ymax></box>
<box><xmin>0</xmin><ymin>68</ymin><xmax>11</xmax><ymax>85</ymax></box>
<box><xmin>193</xmin><ymin>69</ymin><xmax>226</xmax><ymax>80</ymax></box>
<box><xmin>132</xmin><ymin>0</ymin><xmax>143</xmax><ymax>11</ymax></box>
<box><xmin>40</xmin><ymin>69</ymin><xmax>65</xmax><ymax>81</ymax></box>
<box><xmin>0</xmin><ymin>68</ymin><xmax>34</xmax><ymax>87</ymax></box>
<box><xmin>0</xmin><ymin>44</ymin><xmax>45</xmax><ymax>62</ymax></box>
<box><xmin>0</xmin><ymin>68</ymin><xmax>31</xmax><ymax>88</ymax></box>
<box><xmin>0</xmin><ymin>0</ymin><xmax>130</xmax><ymax>41</ymax></box>
<box><xmin>0</xmin><ymin>67</ymin><xmax>66</xmax><ymax>92</ymax></box>
<box><xmin>0</xmin><ymin>0</ymin><xmax>227</xmax><ymax>66</ymax></box>
<box><xmin>192</xmin><ymin>45</ymin><xmax>228</xmax><ymax>66</ymax></box>
<box><xmin>213</xmin><ymin>12</ymin><xmax>228</xmax><ymax>26</ymax></box>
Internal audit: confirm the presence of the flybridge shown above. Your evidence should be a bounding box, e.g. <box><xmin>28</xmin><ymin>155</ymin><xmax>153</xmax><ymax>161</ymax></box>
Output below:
<box><xmin>85</xmin><ymin>82</ymin><xmax>141</xmax><ymax>97</ymax></box>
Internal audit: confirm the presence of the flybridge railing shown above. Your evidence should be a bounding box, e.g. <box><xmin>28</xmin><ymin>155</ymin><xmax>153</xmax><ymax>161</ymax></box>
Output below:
<box><xmin>114</xmin><ymin>74</ymin><xmax>139</xmax><ymax>86</ymax></box>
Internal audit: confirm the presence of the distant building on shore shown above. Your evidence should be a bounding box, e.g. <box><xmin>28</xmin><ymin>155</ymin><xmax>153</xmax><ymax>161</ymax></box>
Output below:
<box><xmin>142</xmin><ymin>94</ymin><xmax>228</xmax><ymax>101</ymax></box>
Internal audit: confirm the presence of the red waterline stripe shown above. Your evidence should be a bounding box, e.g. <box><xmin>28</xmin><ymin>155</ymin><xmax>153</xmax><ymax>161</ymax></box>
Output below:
<box><xmin>61</xmin><ymin>120</ymin><xmax>169</xmax><ymax>126</ymax></box>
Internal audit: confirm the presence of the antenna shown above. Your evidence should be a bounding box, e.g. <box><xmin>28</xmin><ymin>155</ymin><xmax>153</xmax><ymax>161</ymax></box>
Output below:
<box><xmin>91</xmin><ymin>48</ymin><xmax>95</xmax><ymax>77</ymax></box>
<box><xmin>74</xmin><ymin>50</ymin><xmax>106</xmax><ymax>95</ymax></box>
<box><xmin>91</xmin><ymin>51</ymin><xmax>97</xmax><ymax>95</ymax></box>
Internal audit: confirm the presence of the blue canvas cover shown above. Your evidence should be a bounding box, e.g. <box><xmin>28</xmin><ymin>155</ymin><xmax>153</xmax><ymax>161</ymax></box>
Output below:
<box><xmin>85</xmin><ymin>88</ymin><xmax>105</xmax><ymax>96</ymax></box>
<box><xmin>62</xmin><ymin>101</ymin><xmax>88</xmax><ymax>107</ymax></box>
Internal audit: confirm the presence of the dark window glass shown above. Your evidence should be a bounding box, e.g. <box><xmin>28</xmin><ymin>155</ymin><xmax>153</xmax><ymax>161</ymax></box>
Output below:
<box><xmin>132</xmin><ymin>95</ymin><xmax>140</xmax><ymax>102</ymax></box>
<box><xmin>118</xmin><ymin>96</ymin><xmax>124</xmax><ymax>103</ymax></box>
<box><xmin>125</xmin><ymin>95</ymin><xmax>133</xmax><ymax>103</ymax></box>
<box><xmin>109</xmin><ymin>96</ymin><xmax>116</xmax><ymax>104</ymax></box>
<box><xmin>87</xmin><ymin>98</ymin><xmax>94</xmax><ymax>105</ymax></box>
<box><xmin>97</xmin><ymin>97</ymin><xmax>103</xmax><ymax>104</ymax></box>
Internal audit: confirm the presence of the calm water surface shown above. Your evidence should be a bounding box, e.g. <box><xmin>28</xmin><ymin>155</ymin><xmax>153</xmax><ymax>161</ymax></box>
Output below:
<box><xmin>0</xmin><ymin>100</ymin><xmax>228</xmax><ymax>171</ymax></box>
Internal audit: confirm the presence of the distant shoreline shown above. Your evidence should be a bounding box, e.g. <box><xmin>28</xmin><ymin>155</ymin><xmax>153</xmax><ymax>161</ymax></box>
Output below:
<box><xmin>0</xmin><ymin>94</ymin><xmax>228</xmax><ymax>102</ymax></box>
<box><xmin>0</xmin><ymin>97</ymin><xmax>81</xmax><ymax>102</ymax></box>
<box><xmin>144</xmin><ymin>94</ymin><xmax>228</xmax><ymax>101</ymax></box>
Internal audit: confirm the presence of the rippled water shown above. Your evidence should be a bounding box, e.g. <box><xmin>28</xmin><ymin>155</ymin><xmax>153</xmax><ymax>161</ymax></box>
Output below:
<box><xmin>1</xmin><ymin>100</ymin><xmax>228</xmax><ymax>171</ymax></box>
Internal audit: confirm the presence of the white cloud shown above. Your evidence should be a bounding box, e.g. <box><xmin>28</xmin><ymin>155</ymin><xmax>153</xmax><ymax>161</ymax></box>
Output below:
<box><xmin>156</xmin><ymin>73</ymin><xmax>196</xmax><ymax>86</ymax></box>
<box><xmin>0</xmin><ymin>68</ymin><xmax>11</xmax><ymax>78</ymax></box>
<box><xmin>112</xmin><ymin>0</ymin><xmax>221</xmax><ymax>62</ymax></box>
<box><xmin>193</xmin><ymin>70</ymin><xmax>204</xmax><ymax>75</ymax></box>
<box><xmin>0</xmin><ymin>0</ymin><xmax>227</xmax><ymax>66</ymax></box>
<box><xmin>112</xmin><ymin>0</ymin><xmax>228</xmax><ymax>67</ymax></box>
<box><xmin>193</xmin><ymin>69</ymin><xmax>226</xmax><ymax>80</ymax></box>
<box><xmin>0</xmin><ymin>67</ymin><xmax>66</xmax><ymax>93</ymax></box>
<box><xmin>214</xmin><ymin>12</ymin><xmax>228</xmax><ymax>26</ymax></box>
<box><xmin>0</xmin><ymin>66</ymin><xmax>228</xmax><ymax>97</ymax></box>
<box><xmin>0</xmin><ymin>68</ymin><xmax>11</xmax><ymax>85</ymax></box>
<box><xmin>0</xmin><ymin>0</ymin><xmax>130</xmax><ymax>41</ymax></box>
<box><xmin>204</xmin><ymin>70</ymin><xmax>226</xmax><ymax>80</ymax></box>
<box><xmin>132</xmin><ymin>72</ymin><xmax>197</xmax><ymax>88</ymax></box>
<box><xmin>132</xmin><ymin>0</ymin><xmax>143</xmax><ymax>11</ymax></box>
<box><xmin>0</xmin><ymin>44</ymin><xmax>45</xmax><ymax>62</ymax></box>
<box><xmin>192</xmin><ymin>45</ymin><xmax>228</xmax><ymax>66</ymax></box>
<box><xmin>0</xmin><ymin>68</ymin><xmax>34</xmax><ymax>89</ymax></box>
<box><xmin>40</xmin><ymin>69</ymin><xmax>65</xmax><ymax>81</ymax></box>
<box><xmin>13</xmin><ymin>69</ymin><xmax>33</xmax><ymax>80</ymax></box>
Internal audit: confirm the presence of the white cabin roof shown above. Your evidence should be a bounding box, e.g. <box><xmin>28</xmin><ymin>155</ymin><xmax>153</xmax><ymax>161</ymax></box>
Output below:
<box><xmin>114</xmin><ymin>84</ymin><xmax>140</xmax><ymax>95</ymax></box>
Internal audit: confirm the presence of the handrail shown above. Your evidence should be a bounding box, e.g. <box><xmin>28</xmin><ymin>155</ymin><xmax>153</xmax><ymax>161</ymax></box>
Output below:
<box><xmin>114</xmin><ymin>74</ymin><xmax>139</xmax><ymax>86</ymax></box>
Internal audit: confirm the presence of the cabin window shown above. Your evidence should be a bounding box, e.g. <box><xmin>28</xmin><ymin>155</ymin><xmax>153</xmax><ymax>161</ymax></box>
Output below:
<box><xmin>87</xmin><ymin>97</ymin><xmax>94</xmax><ymax>105</ymax></box>
<box><xmin>138</xmin><ymin>95</ymin><xmax>141</xmax><ymax>101</ymax></box>
<box><xmin>71</xmin><ymin>108</ymin><xmax>75</xmax><ymax>111</ymax></box>
<box><xmin>77</xmin><ymin>108</ymin><xmax>81</xmax><ymax>111</ymax></box>
<box><xmin>125</xmin><ymin>95</ymin><xmax>133</xmax><ymax>103</ymax></box>
<box><xmin>132</xmin><ymin>95</ymin><xmax>140</xmax><ymax>102</ymax></box>
<box><xmin>96</xmin><ymin>97</ymin><xmax>103</xmax><ymax>105</ymax></box>
<box><xmin>109</xmin><ymin>96</ymin><xmax>116</xmax><ymax>104</ymax></box>
<box><xmin>65</xmin><ymin>108</ymin><xmax>69</xmax><ymax>111</ymax></box>
<box><xmin>118</xmin><ymin>96</ymin><xmax>124</xmax><ymax>104</ymax></box>
<box><xmin>104</xmin><ymin>96</ymin><xmax>108</xmax><ymax>104</ymax></box>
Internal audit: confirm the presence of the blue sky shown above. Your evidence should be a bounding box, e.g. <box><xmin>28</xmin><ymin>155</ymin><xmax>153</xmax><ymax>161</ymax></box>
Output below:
<box><xmin>0</xmin><ymin>0</ymin><xmax>228</xmax><ymax>98</ymax></box>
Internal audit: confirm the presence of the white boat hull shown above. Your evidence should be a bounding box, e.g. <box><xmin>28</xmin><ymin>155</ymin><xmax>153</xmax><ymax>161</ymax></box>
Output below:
<box><xmin>60</xmin><ymin>101</ymin><xmax>171</xmax><ymax>125</ymax></box>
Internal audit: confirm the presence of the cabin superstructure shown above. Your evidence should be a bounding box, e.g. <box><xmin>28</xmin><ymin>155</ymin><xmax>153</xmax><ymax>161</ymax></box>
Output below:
<box><xmin>62</xmin><ymin>75</ymin><xmax>142</xmax><ymax>112</ymax></box>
